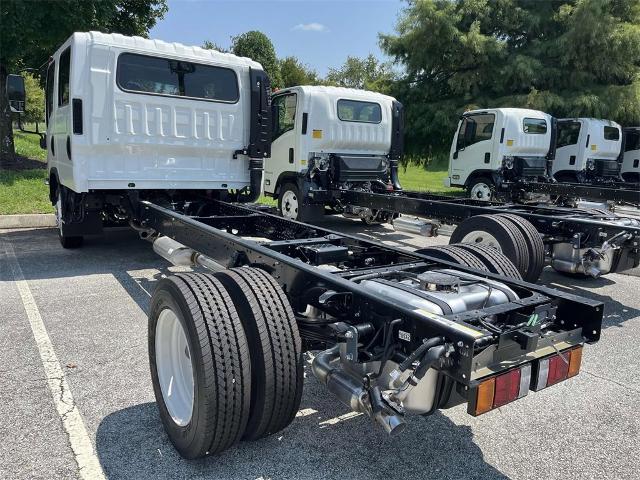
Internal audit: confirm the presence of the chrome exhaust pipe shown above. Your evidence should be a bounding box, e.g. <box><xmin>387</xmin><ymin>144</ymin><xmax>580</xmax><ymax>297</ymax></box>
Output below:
<box><xmin>152</xmin><ymin>236</ymin><xmax>226</xmax><ymax>272</ymax></box>
<box><xmin>311</xmin><ymin>346</ymin><xmax>406</xmax><ymax>435</ymax></box>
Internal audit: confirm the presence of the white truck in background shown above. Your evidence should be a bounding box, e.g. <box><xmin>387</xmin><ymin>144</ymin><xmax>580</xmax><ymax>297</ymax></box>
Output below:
<box><xmin>263</xmin><ymin>86</ymin><xmax>404</xmax><ymax>222</ymax></box>
<box><xmin>444</xmin><ymin>108</ymin><xmax>555</xmax><ymax>201</ymax></box>
<box><xmin>551</xmin><ymin>118</ymin><xmax>623</xmax><ymax>183</ymax></box>
<box><xmin>38</xmin><ymin>31</ymin><xmax>270</xmax><ymax>247</ymax></box>
<box><xmin>621</xmin><ymin>127</ymin><xmax>640</xmax><ymax>183</ymax></box>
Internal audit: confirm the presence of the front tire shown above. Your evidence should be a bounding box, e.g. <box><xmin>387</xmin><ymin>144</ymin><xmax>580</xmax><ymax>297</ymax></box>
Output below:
<box><xmin>149</xmin><ymin>273</ymin><xmax>252</xmax><ymax>458</ymax></box>
<box><xmin>467</xmin><ymin>177</ymin><xmax>494</xmax><ymax>202</ymax></box>
<box><xmin>278</xmin><ymin>182</ymin><xmax>322</xmax><ymax>222</ymax></box>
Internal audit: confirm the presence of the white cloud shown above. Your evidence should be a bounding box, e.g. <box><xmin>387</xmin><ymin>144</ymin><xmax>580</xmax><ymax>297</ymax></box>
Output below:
<box><xmin>292</xmin><ymin>22</ymin><xmax>328</xmax><ymax>32</ymax></box>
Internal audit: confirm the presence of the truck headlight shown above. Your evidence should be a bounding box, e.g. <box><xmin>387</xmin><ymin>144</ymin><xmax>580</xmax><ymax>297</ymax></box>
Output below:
<box><xmin>586</xmin><ymin>158</ymin><xmax>595</xmax><ymax>171</ymax></box>
<box><xmin>502</xmin><ymin>156</ymin><xmax>515</xmax><ymax>170</ymax></box>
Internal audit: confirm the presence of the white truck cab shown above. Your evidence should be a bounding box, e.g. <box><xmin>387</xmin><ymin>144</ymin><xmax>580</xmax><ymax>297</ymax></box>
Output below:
<box><xmin>39</xmin><ymin>32</ymin><xmax>270</xmax><ymax>247</ymax></box>
<box><xmin>620</xmin><ymin>127</ymin><xmax>640</xmax><ymax>183</ymax></box>
<box><xmin>551</xmin><ymin>118</ymin><xmax>623</xmax><ymax>183</ymax></box>
<box><xmin>264</xmin><ymin>86</ymin><xmax>403</xmax><ymax>221</ymax></box>
<box><xmin>446</xmin><ymin>108</ymin><xmax>554</xmax><ymax>200</ymax></box>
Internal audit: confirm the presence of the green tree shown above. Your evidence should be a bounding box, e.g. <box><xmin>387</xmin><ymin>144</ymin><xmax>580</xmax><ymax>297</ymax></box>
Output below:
<box><xmin>22</xmin><ymin>74</ymin><xmax>45</xmax><ymax>125</ymax></box>
<box><xmin>202</xmin><ymin>40</ymin><xmax>229</xmax><ymax>53</ymax></box>
<box><xmin>0</xmin><ymin>0</ymin><xmax>167</xmax><ymax>162</ymax></box>
<box><xmin>231</xmin><ymin>31</ymin><xmax>283</xmax><ymax>88</ymax></box>
<box><xmin>279</xmin><ymin>56</ymin><xmax>320</xmax><ymax>88</ymax></box>
<box><xmin>380</xmin><ymin>0</ymin><xmax>640</xmax><ymax>156</ymax></box>
<box><xmin>325</xmin><ymin>54</ymin><xmax>395</xmax><ymax>93</ymax></box>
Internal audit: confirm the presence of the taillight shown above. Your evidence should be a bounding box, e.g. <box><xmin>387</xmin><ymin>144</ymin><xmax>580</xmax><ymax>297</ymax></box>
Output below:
<box><xmin>532</xmin><ymin>346</ymin><xmax>582</xmax><ymax>391</ymax></box>
<box><xmin>469</xmin><ymin>364</ymin><xmax>531</xmax><ymax>416</ymax></box>
<box><xmin>468</xmin><ymin>346</ymin><xmax>583</xmax><ymax>416</ymax></box>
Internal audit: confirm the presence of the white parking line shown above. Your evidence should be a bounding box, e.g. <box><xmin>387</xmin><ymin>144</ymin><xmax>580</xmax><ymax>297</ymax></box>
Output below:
<box><xmin>3</xmin><ymin>241</ymin><xmax>106</xmax><ymax>480</ymax></box>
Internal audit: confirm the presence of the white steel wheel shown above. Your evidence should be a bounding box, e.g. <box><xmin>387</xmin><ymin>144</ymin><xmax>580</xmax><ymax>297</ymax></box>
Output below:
<box><xmin>459</xmin><ymin>231</ymin><xmax>502</xmax><ymax>251</ymax></box>
<box><xmin>469</xmin><ymin>181</ymin><xmax>493</xmax><ymax>201</ymax></box>
<box><xmin>280</xmin><ymin>188</ymin><xmax>299</xmax><ymax>220</ymax></box>
<box><xmin>55</xmin><ymin>193</ymin><xmax>63</xmax><ymax>234</ymax></box>
<box><xmin>155</xmin><ymin>308</ymin><xmax>194</xmax><ymax>427</ymax></box>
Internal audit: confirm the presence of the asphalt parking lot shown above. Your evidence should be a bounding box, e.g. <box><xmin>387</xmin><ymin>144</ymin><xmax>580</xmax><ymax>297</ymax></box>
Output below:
<box><xmin>1</xmin><ymin>217</ymin><xmax>639</xmax><ymax>480</ymax></box>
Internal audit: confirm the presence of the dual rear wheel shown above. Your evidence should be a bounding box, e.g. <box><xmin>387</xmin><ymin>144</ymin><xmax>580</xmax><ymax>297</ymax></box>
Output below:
<box><xmin>148</xmin><ymin>268</ymin><xmax>303</xmax><ymax>459</ymax></box>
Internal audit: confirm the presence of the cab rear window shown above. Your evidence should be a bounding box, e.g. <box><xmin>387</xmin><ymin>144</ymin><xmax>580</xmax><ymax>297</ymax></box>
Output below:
<box><xmin>523</xmin><ymin>118</ymin><xmax>547</xmax><ymax>134</ymax></box>
<box><xmin>604</xmin><ymin>126</ymin><xmax>620</xmax><ymax>141</ymax></box>
<box><xmin>337</xmin><ymin>99</ymin><xmax>382</xmax><ymax>123</ymax></box>
<box><xmin>116</xmin><ymin>53</ymin><xmax>239</xmax><ymax>103</ymax></box>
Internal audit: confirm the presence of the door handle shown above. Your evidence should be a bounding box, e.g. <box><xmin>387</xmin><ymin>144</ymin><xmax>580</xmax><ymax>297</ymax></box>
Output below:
<box><xmin>484</xmin><ymin>152</ymin><xmax>490</xmax><ymax>164</ymax></box>
<box><xmin>453</xmin><ymin>151</ymin><xmax>458</xmax><ymax>159</ymax></box>
<box><xmin>289</xmin><ymin>148</ymin><xmax>294</xmax><ymax>164</ymax></box>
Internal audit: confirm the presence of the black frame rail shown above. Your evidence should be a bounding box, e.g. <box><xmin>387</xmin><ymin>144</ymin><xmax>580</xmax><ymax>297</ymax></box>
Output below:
<box><xmin>339</xmin><ymin>189</ymin><xmax>640</xmax><ymax>249</ymax></box>
<box><xmin>515</xmin><ymin>180</ymin><xmax>640</xmax><ymax>205</ymax></box>
<box><xmin>134</xmin><ymin>198</ymin><xmax>603</xmax><ymax>386</ymax></box>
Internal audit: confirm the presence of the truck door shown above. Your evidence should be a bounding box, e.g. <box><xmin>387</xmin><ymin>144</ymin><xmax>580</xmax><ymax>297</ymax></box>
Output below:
<box><xmin>264</xmin><ymin>92</ymin><xmax>298</xmax><ymax>195</ymax></box>
<box><xmin>51</xmin><ymin>46</ymin><xmax>73</xmax><ymax>186</ymax></box>
<box><xmin>450</xmin><ymin>112</ymin><xmax>496</xmax><ymax>186</ymax></box>
<box><xmin>552</xmin><ymin>120</ymin><xmax>582</xmax><ymax>180</ymax></box>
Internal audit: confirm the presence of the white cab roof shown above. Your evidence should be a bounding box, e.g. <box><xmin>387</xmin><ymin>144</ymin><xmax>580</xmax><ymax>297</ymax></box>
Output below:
<box><xmin>278</xmin><ymin>85</ymin><xmax>396</xmax><ymax>103</ymax></box>
<box><xmin>464</xmin><ymin>107</ymin><xmax>548</xmax><ymax>119</ymax></box>
<box><xmin>70</xmin><ymin>31</ymin><xmax>263</xmax><ymax>69</ymax></box>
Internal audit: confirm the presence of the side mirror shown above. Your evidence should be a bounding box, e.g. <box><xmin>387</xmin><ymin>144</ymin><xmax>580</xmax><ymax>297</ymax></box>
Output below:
<box><xmin>39</xmin><ymin>135</ymin><xmax>47</xmax><ymax>150</ymax></box>
<box><xmin>6</xmin><ymin>74</ymin><xmax>25</xmax><ymax>113</ymax></box>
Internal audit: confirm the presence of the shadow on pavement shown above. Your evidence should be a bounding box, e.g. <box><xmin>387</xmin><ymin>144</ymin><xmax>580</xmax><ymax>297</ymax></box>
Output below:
<box><xmin>96</xmin><ymin>367</ymin><xmax>508</xmax><ymax>480</ymax></box>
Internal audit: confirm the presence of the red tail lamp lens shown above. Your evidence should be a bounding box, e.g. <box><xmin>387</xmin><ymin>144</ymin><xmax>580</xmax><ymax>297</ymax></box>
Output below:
<box><xmin>547</xmin><ymin>352</ymin><xmax>570</xmax><ymax>386</ymax></box>
<box><xmin>493</xmin><ymin>369</ymin><xmax>521</xmax><ymax>408</ymax></box>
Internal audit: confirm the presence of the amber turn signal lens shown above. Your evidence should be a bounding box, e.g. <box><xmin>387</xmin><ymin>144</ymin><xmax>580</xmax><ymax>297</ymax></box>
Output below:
<box><xmin>567</xmin><ymin>346</ymin><xmax>583</xmax><ymax>378</ymax></box>
<box><xmin>474</xmin><ymin>377</ymin><xmax>496</xmax><ymax>415</ymax></box>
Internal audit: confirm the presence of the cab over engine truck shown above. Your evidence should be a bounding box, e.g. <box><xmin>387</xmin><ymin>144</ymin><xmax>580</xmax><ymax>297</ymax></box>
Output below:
<box><xmin>10</xmin><ymin>32</ymin><xmax>604</xmax><ymax>460</ymax></box>
<box><xmin>621</xmin><ymin>127</ymin><xmax>640</xmax><ymax>183</ymax></box>
<box><xmin>445</xmin><ymin>108</ymin><xmax>555</xmax><ymax>201</ymax></box>
<box><xmin>263</xmin><ymin>86</ymin><xmax>404</xmax><ymax>223</ymax></box>
<box><xmin>552</xmin><ymin>118</ymin><xmax>623</xmax><ymax>183</ymax></box>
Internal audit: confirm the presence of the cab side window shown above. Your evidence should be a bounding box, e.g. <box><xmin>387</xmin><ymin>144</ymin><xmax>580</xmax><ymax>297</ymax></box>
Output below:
<box><xmin>58</xmin><ymin>48</ymin><xmax>71</xmax><ymax>107</ymax></box>
<box><xmin>45</xmin><ymin>61</ymin><xmax>55</xmax><ymax>125</ymax></box>
<box><xmin>272</xmin><ymin>93</ymin><xmax>297</xmax><ymax>140</ymax></box>
<box><xmin>557</xmin><ymin>121</ymin><xmax>581</xmax><ymax>148</ymax></box>
<box><xmin>457</xmin><ymin>113</ymin><xmax>495</xmax><ymax>149</ymax></box>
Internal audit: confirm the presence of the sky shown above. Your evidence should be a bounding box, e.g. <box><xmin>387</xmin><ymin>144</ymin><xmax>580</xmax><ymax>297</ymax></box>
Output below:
<box><xmin>150</xmin><ymin>0</ymin><xmax>405</xmax><ymax>76</ymax></box>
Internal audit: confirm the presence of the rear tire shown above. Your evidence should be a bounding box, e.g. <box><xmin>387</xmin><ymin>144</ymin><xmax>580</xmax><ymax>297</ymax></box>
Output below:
<box><xmin>55</xmin><ymin>186</ymin><xmax>83</xmax><ymax>249</ymax></box>
<box><xmin>495</xmin><ymin>214</ymin><xmax>545</xmax><ymax>282</ymax></box>
<box><xmin>215</xmin><ymin>267</ymin><xmax>303</xmax><ymax>441</ymax></box>
<box><xmin>450</xmin><ymin>215</ymin><xmax>530</xmax><ymax>279</ymax></box>
<box><xmin>415</xmin><ymin>244</ymin><xmax>489</xmax><ymax>272</ymax></box>
<box><xmin>148</xmin><ymin>273</ymin><xmax>251</xmax><ymax>459</ymax></box>
<box><xmin>453</xmin><ymin>243</ymin><xmax>523</xmax><ymax>280</ymax></box>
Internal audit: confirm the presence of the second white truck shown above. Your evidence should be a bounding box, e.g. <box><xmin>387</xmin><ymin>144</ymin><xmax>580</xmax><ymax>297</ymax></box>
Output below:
<box><xmin>263</xmin><ymin>86</ymin><xmax>404</xmax><ymax>222</ymax></box>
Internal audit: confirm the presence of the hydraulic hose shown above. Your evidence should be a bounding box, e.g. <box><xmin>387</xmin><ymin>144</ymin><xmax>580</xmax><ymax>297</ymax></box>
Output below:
<box><xmin>413</xmin><ymin>344</ymin><xmax>447</xmax><ymax>381</ymax></box>
<box><xmin>397</xmin><ymin>337</ymin><xmax>444</xmax><ymax>372</ymax></box>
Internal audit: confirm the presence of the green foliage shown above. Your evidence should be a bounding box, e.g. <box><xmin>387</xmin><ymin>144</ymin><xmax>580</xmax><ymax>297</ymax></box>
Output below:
<box><xmin>0</xmin><ymin>0</ymin><xmax>167</xmax><ymax>71</ymax></box>
<box><xmin>380</xmin><ymin>0</ymin><xmax>640</xmax><ymax>155</ymax></box>
<box><xmin>231</xmin><ymin>31</ymin><xmax>283</xmax><ymax>88</ymax></box>
<box><xmin>14</xmin><ymin>130</ymin><xmax>46</xmax><ymax>161</ymax></box>
<box><xmin>280</xmin><ymin>56</ymin><xmax>320</xmax><ymax>88</ymax></box>
<box><xmin>0</xmin><ymin>0</ymin><xmax>167</xmax><ymax>161</ymax></box>
<box><xmin>325</xmin><ymin>54</ymin><xmax>396</xmax><ymax>93</ymax></box>
<box><xmin>202</xmin><ymin>40</ymin><xmax>229</xmax><ymax>53</ymax></box>
<box><xmin>0</xmin><ymin>169</ymin><xmax>51</xmax><ymax>214</ymax></box>
<box><xmin>22</xmin><ymin>74</ymin><xmax>45</xmax><ymax>124</ymax></box>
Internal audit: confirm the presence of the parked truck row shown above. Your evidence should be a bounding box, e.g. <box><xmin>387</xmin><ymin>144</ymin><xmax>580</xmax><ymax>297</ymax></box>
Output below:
<box><xmin>5</xmin><ymin>32</ymin><xmax>629</xmax><ymax>460</ymax></box>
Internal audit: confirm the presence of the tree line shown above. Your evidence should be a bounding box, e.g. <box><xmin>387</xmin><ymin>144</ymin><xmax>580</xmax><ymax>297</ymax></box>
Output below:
<box><xmin>2</xmin><ymin>0</ymin><xmax>639</xmax><ymax>162</ymax></box>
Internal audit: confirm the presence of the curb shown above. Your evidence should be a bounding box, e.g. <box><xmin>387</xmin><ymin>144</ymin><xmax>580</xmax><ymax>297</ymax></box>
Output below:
<box><xmin>0</xmin><ymin>214</ymin><xmax>56</xmax><ymax>229</ymax></box>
